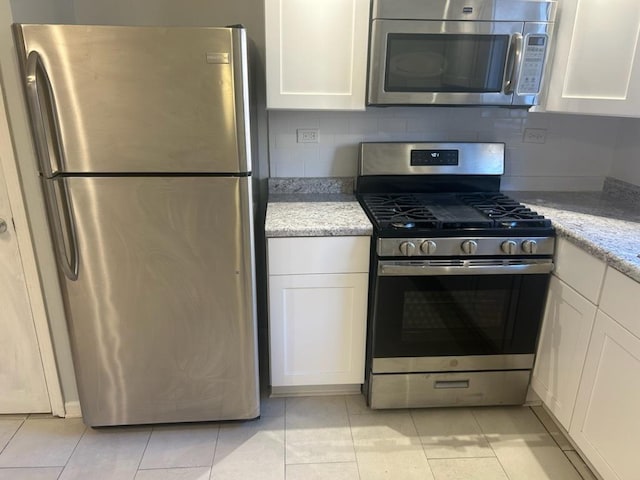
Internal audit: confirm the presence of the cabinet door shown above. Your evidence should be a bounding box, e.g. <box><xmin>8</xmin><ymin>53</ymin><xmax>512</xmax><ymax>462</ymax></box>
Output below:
<box><xmin>531</xmin><ymin>276</ymin><xmax>597</xmax><ymax>429</ymax></box>
<box><xmin>570</xmin><ymin>311</ymin><xmax>640</xmax><ymax>480</ymax></box>
<box><xmin>543</xmin><ymin>0</ymin><xmax>640</xmax><ymax>117</ymax></box>
<box><xmin>553</xmin><ymin>238</ymin><xmax>606</xmax><ymax>304</ymax></box>
<box><xmin>269</xmin><ymin>273</ymin><xmax>368</xmax><ymax>386</ymax></box>
<box><xmin>265</xmin><ymin>0</ymin><xmax>370</xmax><ymax>110</ymax></box>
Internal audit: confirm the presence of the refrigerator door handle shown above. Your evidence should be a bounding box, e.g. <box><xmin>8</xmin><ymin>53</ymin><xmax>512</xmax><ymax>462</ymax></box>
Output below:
<box><xmin>43</xmin><ymin>177</ymin><xmax>79</xmax><ymax>281</ymax></box>
<box><xmin>25</xmin><ymin>50</ymin><xmax>64</xmax><ymax>176</ymax></box>
<box><xmin>25</xmin><ymin>51</ymin><xmax>79</xmax><ymax>280</ymax></box>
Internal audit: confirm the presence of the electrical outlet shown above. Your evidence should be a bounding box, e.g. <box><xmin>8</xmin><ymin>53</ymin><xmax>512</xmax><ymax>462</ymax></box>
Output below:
<box><xmin>523</xmin><ymin>128</ymin><xmax>547</xmax><ymax>144</ymax></box>
<box><xmin>297</xmin><ymin>128</ymin><xmax>319</xmax><ymax>143</ymax></box>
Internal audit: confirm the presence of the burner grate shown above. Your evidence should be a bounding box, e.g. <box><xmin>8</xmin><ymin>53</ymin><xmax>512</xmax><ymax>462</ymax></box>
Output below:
<box><xmin>457</xmin><ymin>193</ymin><xmax>552</xmax><ymax>228</ymax></box>
<box><xmin>361</xmin><ymin>194</ymin><xmax>439</xmax><ymax>229</ymax></box>
<box><xmin>360</xmin><ymin>192</ymin><xmax>552</xmax><ymax>232</ymax></box>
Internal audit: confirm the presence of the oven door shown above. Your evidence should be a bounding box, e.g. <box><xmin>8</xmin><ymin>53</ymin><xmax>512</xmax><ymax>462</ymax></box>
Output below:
<box><xmin>371</xmin><ymin>259</ymin><xmax>552</xmax><ymax>372</ymax></box>
<box><xmin>369</xmin><ymin>20</ymin><xmax>530</xmax><ymax>106</ymax></box>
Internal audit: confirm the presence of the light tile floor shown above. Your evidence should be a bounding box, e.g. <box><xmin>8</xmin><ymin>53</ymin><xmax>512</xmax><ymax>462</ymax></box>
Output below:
<box><xmin>0</xmin><ymin>395</ymin><xmax>598</xmax><ymax>480</ymax></box>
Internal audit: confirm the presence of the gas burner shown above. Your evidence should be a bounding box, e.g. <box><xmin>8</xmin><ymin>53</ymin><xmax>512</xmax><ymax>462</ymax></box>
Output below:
<box><xmin>391</xmin><ymin>220</ymin><xmax>416</xmax><ymax>229</ymax></box>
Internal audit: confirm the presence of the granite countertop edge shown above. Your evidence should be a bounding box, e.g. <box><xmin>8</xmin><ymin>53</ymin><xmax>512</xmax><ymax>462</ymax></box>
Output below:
<box><xmin>512</xmin><ymin>192</ymin><xmax>640</xmax><ymax>284</ymax></box>
<box><xmin>265</xmin><ymin>197</ymin><xmax>373</xmax><ymax>238</ymax></box>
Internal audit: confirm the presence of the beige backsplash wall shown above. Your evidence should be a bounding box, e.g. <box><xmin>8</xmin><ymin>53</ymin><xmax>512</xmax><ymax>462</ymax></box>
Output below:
<box><xmin>267</xmin><ymin>108</ymin><xmax>627</xmax><ymax>191</ymax></box>
<box><xmin>610</xmin><ymin>117</ymin><xmax>640</xmax><ymax>187</ymax></box>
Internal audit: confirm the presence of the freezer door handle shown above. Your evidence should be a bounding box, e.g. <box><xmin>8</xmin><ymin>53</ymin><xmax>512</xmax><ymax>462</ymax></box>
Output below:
<box><xmin>44</xmin><ymin>178</ymin><xmax>79</xmax><ymax>281</ymax></box>
<box><xmin>25</xmin><ymin>51</ymin><xmax>78</xmax><ymax>280</ymax></box>
<box><xmin>25</xmin><ymin>50</ymin><xmax>64</xmax><ymax>176</ymax></box>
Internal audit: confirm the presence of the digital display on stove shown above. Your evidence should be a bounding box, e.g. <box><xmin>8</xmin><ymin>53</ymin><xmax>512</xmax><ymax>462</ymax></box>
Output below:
<box><xmin>410</xmin><ymin>149</ymin><xmax>459</xmax><ymax>166</ymax></box>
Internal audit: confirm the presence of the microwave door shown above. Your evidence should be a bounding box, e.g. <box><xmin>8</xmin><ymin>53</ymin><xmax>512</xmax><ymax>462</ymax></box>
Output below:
<box><xmin>368</xmin><ymin>20</ymin><xmax>524</xmax><ymax>106</ymax></box>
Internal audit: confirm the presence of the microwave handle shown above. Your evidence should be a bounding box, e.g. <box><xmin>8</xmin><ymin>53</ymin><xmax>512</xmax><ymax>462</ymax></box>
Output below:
<box><xmin>503</xmin><ymin>33</ymin><xmax>523</xmax><ymax>94</ymax></box>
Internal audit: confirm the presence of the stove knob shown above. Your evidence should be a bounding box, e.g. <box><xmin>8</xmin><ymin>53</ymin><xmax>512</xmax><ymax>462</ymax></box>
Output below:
<box><xmin>522</xmin><ymin>239</ymin><xmax>538</xmax><ymax>254</ymax></box>
<box><xmin>420</xmin><ymin>240</ymin><xmax>437</xmax><ymax>255</ymax></box>
<box><xmin>399</xmin><ymin>241</ymin><xmax>416</xmax><ymax>256</ymax></box>
<box><xmin>501</xmin><ymin>240</ymin><xmax>518</xmax><ymax>255</ymax></box>
<box><xmin>460</xmin><ymin>240</ymin><xmax>478</xmax><ymax>255</ymax></box>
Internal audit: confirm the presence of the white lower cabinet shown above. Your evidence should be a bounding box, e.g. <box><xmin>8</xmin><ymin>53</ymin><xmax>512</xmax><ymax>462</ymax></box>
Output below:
<box><xmin>532</xmin><ymin>237</ymin><xmax>640</xmax><ymax>480</ymax></box>
<box><xmin>267</xmin><ymin>236</ymin><xmax>369</xmax><ymax>389</ymax></box>
<box><xmin>570</xmin><ymin>310</ymin><xmax>640</xmax><ymax>480</ymax></box>
<box><xmin>531</xmin><ymin>276</ymin><xmax>597</xmax><ymax>430</ymax></box>
<box><xmin>532</xmin><ymin>238</ymin><xmax>605</xmax><ymax>429</ymax></box>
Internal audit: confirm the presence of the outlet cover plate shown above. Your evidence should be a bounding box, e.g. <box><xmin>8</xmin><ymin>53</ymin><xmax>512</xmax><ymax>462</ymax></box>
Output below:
<box><xmin>297</xmin><ymin>128</ymin><xmax>319</xmax><ymax>143</ymax></box>
<box><xmin>523</xmin><ymin>128</ymin><xmax>547</xmax><ymax>144</ymax></box>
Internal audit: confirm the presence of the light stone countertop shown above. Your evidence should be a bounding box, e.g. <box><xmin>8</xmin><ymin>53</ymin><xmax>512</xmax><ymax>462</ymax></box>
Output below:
<box><xmin>265</xmin><ymin>177</ymin><xmax>372</xmax><ymax>237</ymax></box>
<box><xmin>265</xmin><ymin>196</ymin><xmax>373</xmax><ymax>237</ymax></box>
<box><xmin>512</xmin><ymin>191</ymin><xmax>640</xmax><ymax>283</ymax></box>
<box><xmin>264</xmin><ymin>177</ymin><xmax>640</xmax><ymax>282</ymax></box>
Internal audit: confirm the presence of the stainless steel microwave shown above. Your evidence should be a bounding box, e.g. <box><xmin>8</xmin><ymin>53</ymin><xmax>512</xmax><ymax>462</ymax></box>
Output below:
<box><xmin>368</xmin><ymin>0</ymin><xmax>557</xmax><ymax>107</ymax></box>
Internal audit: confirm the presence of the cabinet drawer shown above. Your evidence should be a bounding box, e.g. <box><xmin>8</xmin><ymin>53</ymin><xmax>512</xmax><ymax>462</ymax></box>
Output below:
<box><xmin>554</xmin><ymin>238</ymin><xmax>606</xmax><ymax>303</ymax></box>
<box><xmin>600</xmin><ymin>267</ymin><xmax>640</xmax><ymax>339</ymax></box>
<box><xmin>268</xmin><ymin>236</ymin><xmax>370</xmax><ymax>275</ymax></box>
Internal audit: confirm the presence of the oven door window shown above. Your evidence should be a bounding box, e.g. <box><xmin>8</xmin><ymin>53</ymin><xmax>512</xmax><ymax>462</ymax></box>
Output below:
<box><xmin>372</xmin><ymin>273</ymin><xmax>548</xmax><ymax>358</ymax></box>
<box><xmin>384</xmin><ymin>33</ymin><xmax>509</xmax><ymax>93</ymax></box>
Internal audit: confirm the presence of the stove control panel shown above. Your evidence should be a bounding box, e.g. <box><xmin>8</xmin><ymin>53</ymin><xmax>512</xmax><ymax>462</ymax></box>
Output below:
<box><xmin>379</xmin><ymin>237</ymin><xmax>555</xmax><ymax>258</ymax></box>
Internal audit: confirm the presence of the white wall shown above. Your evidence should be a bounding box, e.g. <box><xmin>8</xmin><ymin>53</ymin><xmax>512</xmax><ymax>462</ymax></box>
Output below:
<box><xmin>268</xmin><ymin>108</ymin><xmax>623</xmax><ymax>191</ymax></box>
<box><xmin>9</xmin><ymin>0</ymin><xmax>75</xmax><ymax>23</ymax></box>
<box><xmin>610</xmin><ymin>117</ymin><xmax>640</xmax><ymax>186</ymax></box>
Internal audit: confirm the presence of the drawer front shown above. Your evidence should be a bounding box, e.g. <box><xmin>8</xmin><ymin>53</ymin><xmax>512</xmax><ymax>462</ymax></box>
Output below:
<box><xmin>599</xmin><ymin>267</ymin><xmax>640</xmax><ymax>339</ymax></box>
<box><xmin>369</xmin><ymin>370</ymin><xmax>530</xmax><ymax>409</ymax></box>
<box><xmin>268</xmin><ymin>236</ymin><xmax>370</xmax><ymax>275</ymax></box>
<box><xmin>554</xmin><ymin>238</ymin><xmax>606</xmax><ymax>303</ymax></box>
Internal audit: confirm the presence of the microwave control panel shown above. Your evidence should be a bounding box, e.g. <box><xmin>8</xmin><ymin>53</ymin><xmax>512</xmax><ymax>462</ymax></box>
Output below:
<box><xmin>517</xmin><ymin>35</ymin><xmax>548</xmax><ymax>95</ymax></box>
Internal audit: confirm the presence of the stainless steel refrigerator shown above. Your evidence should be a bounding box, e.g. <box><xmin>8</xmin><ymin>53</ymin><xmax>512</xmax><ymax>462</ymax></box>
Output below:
<box><xmin>13</xmin><ymin>24</ymin><xmax>259</xmax><ymax>426</ymax></box>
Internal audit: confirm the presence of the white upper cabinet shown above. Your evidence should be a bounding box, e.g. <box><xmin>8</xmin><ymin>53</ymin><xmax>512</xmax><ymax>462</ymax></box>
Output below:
<box><xmin>264</xmin><ymin>0</ymin><xmax>370</xmax><ymax>110</ymax></box>
<box><xmin>543</xmin><ymin>0</ymin><xmax>640</xmax><ymax>117</ymax></box>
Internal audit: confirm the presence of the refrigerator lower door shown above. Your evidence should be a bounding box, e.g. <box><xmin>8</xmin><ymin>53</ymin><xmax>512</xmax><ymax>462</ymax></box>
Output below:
<box><xmin>53</xmin><ymin>175</ymin><xmax>258</xmax><ymax>426</ymax></box>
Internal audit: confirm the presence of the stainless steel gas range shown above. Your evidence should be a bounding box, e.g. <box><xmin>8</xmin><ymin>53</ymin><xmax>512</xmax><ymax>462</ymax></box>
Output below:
<box><xmin>356</xmin><ymin>142</ymin><xmax>555</xmax><ymax>409</ymax></box>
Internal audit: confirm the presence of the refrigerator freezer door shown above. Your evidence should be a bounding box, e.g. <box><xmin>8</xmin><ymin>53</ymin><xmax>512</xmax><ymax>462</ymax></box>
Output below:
<box><xmin>15</xmin><ymin>25</ymin><xmax>251</xmax><ymax>175</ymax></box>
<box><xmin>54</xmin><ymin>176</ymin><xmax>258</xmax><ymax>426</ymax></box>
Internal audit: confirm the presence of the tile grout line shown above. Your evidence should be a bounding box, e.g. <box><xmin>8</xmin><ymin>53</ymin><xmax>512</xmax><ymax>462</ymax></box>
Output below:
<box><xmin>283</xmin><ymin>396</ymin><xmax>288</xmax><ymax>477</ymax></box>
<box><xmin>527</xmin><ymin>406</ymin><xmax>592</xmax><ymax>480</ymax></box>
<box><xmin>0</xmin><ymin>416</ymin><xmax>26</xmax><ymax>458</ymax></box>
<box><xmin>344</xmin><ymin>396</ymin><xmax>362</xmax><ymax>480</ymax></box>
<box><xmin>408</xmin><ymin>408</ymin><xmax>437</xmax><ymax>479</ymax></box>
<box><xmin>208</xmin><ymin>423</ymin><xmax>221</xmax><ymax>477</ymax></box>
<box><xmin>58</xmin><ymin>421</ymin><xmax>89</xmax><ymax>477</ymax></box>
<box><xmin>133</xmin><ymin>426</ymin><xmax>153</xmax><ymax>475</ymax></box>
<box><xmin>469</xmin><ymin>408</ymin><xmax>511</xmax><ymax>480</ymax></box>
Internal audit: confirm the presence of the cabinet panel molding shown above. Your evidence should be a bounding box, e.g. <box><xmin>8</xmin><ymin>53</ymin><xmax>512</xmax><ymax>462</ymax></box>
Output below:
<box><xmin>570</xmin><ymin>311</ymin><xmax>640</xmax><ymax>480</ymax></box>
<box><xmin>543</xmin><ymin>0</ymin><xmax>640</xmax><ymax>117</ymax></box>
<box><xmin>553</xmin><ymin>238</ymin><xmax>606</xmax><ymax>304</ymax></box>
<box><xmin>265</xmin><ymin>0</ymin><xmax>370</xmax><ymax>110</ymax></box>
<box><xmin>269</xmin><ymin>272</ymin><xmax>368</xmax><ymax>386</ymax></box>
<box><xmin>531</xmin><ymin>275</ymin><xmax>597</xmax><ymax>429</ymax></box>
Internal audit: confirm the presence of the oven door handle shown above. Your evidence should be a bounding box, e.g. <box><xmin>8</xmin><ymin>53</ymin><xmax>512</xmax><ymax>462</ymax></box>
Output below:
<box><xmin>378</xmin><ymin>260</ymin><xmax>554</xmax><ymax>276</ymax></box>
